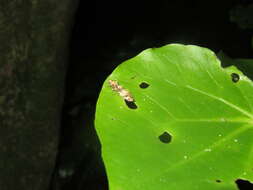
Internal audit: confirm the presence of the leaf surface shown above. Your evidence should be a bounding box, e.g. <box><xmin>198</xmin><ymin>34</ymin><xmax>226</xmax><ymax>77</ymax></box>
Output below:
<box><xmin>95</xmin><ymin>44</ymin><xmax>253</xmax><ymax>190</ymax></box>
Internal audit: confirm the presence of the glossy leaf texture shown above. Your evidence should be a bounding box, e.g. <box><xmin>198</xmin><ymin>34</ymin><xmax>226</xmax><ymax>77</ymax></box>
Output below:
<box><xmin>95</xmin><ymin>44</ymin><xmax>253</xmax><ymax>190</ymax></box>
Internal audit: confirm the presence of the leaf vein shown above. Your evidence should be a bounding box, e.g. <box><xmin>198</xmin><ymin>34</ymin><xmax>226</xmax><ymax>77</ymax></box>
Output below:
<box><xmin>186</xmin><ymin>85</ymin><xmax>253</xmax><ymax>119</ymax></box>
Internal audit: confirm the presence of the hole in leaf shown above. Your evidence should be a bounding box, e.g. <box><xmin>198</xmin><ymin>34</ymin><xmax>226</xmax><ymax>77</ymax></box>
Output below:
<box><xmin>236</xmin><ymin>179</ymin><xmax>253</xmax><ymax>190</ymax></box>
<box><xmin>231</xmin><ymin>73</ymin><xmax>240</xmax><ymax>83</ymax></box>
<box><xmin>139</xmin><ymin>82</ymin><xmax>150</xmax><ymax>89</ymax></box>
<box><xmin>159</xmin><ymin>132</ymin><xmax>172</xmax><ymax>144</ymax></box>
<box><xmin>124</xmin><ymin>100</ymin><xmax>137</xmax><ymax>109</ymax></box>
<box><xmin>216</xmin><ymin>179</ymin><xmax>222</xmax><ymax>183</ymax></box>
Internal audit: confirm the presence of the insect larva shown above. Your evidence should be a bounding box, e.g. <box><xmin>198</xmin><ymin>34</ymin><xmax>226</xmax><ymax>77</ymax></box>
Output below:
<box><xmin>109</xmin><ymin>80</ymin><xmax>134</xmax><ymax>102</ymax></box>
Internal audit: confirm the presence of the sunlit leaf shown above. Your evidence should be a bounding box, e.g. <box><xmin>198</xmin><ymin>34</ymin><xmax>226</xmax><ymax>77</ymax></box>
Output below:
<box><xmin>95</xmin><ymin>44</ymin><xmax>253</xmax><ymax>190</ymax></box>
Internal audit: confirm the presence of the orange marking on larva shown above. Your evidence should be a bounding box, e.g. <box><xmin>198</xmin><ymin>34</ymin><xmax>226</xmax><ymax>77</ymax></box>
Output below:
<box><xmin>109</xmin><ymin>80</ymin><xmax>134</xmax><ymax>102</ymax></box>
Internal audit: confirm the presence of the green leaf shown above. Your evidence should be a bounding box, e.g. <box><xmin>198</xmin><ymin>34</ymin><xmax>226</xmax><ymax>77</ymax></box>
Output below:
<box><xmin>95</xmin><ymin>44</ymin><xmax>253</xmax><ymax>190</ymax></box>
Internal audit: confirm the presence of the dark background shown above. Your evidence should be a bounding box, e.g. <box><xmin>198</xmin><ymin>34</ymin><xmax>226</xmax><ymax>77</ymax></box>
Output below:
<box><xmin>54</xmin><ymin>0</ymin><xmax>253</xmax><ymax>189</ymax></box>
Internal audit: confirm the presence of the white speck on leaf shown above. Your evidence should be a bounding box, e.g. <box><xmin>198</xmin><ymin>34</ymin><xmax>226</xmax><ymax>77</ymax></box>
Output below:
<box><xmin>204</xmin><ymin>148</ymin><xmax>212</xmax><ymax>152</ymax></box>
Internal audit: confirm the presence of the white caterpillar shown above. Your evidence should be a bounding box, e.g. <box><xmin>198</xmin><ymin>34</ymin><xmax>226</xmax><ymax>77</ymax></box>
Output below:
<box><xmin>109</xmin><ymin>80</ymin><xmax>134</xmax><ymax>102</ymax></box>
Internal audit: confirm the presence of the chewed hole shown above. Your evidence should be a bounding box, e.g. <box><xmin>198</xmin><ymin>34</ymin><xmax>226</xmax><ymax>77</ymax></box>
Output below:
<box><xmin>231</xmin><ymin>73</ymin><xmax>240</xmax><ymax>83</ymax></box>
<box><xmin>236</xmin><ymin>179</ymin><xmax>253</xmax><ymax>189</ymax></box>
<box><xmin>124</xmin><ymin>100</ymin><xmax>138</xmax><ymax>109</ymax></box>
<box><xmin>139</xmin><ymin>82</ymin><xmax>150</xmax><ymax>89</ymax></box>
<box><xmin>216</xmin><ymin>179</ymin><xmax>222</xmax><ymax>183</ymax></box>
<box><xmin>159</xmin><ymin>132</ymin><xmax>172</xmax><ymax>144</ymax></box>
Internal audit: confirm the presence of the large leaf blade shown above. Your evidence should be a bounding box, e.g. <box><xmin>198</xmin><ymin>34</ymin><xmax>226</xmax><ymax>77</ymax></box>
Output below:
<box><xmin>95</xmin><ymin>44</ymin><xmax>253</xmax><ymax>190</ymax></box>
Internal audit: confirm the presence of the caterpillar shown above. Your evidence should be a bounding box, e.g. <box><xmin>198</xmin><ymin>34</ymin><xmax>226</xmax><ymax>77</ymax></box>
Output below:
<box><xmin>109</xmin><ymin>80</ymin><xmax>134</xmax><ymax>102</ymax></box>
